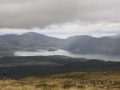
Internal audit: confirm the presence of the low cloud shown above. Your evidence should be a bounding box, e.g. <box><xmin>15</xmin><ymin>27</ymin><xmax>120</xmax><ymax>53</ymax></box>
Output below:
<box><xmin>0</xmin><ymin>0</ymin><xmax>120</xmax><ymax>29</ymax></box>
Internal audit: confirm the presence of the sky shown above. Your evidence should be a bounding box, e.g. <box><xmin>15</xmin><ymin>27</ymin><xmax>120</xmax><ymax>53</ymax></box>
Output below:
<box><xmin>0</xmin><ymin>0</ymin><xmax>120</xmax><ymax>38</ymax></box>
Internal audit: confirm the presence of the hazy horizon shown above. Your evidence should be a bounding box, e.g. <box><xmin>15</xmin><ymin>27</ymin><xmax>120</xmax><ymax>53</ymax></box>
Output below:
<box><xmin>0</xmin><ymin>30</ymin><xmax>119</xmax><ymax>39</ymax></box>
<box><xmin>0</xmin><ymin>30</ymin><xmax>118</xmax><ymax>39</ymax></box>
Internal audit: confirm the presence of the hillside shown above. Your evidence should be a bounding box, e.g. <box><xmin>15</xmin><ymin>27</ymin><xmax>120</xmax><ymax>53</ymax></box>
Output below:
<box><xmin>1</xmin><ymin>32</ymin><xmax>120</xmax><ymax>55</ymax></box>
<box><xmin>65</xmin><ymin>35</ymin><xmax>120</xmax><ymax>54</ymax></box>
<box><xmin>0</xmin><ymin>32</ymin><xmax>64</xmax><ymax>51</ymax></box>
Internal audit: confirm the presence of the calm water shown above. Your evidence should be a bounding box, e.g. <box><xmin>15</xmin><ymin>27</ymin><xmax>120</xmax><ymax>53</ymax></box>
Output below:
<box><xmin>14</xmin><ymin>49</ymin><xmax>120</xmax><ymax>61</ymax></box>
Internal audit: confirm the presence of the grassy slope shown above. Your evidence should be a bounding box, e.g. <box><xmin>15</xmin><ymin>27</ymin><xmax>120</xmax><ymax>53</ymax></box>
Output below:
<box><xmin>0</xmin><ymin>71</ymin><xmax>120</xmax><ymax>90</ymax></box>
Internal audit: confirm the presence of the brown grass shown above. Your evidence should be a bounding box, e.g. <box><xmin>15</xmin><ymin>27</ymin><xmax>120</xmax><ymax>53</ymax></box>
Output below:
<box><xmin>0</xmin><ymin>71</ymin><xmax>120</xmax><ymax>90</ymax></box>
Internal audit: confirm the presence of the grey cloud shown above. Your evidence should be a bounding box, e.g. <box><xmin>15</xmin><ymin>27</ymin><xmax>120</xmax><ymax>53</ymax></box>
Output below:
<box><xmin>0</xmin><ymin>0</ymin><xmax>120</xmax><ymax>29</ymax></box>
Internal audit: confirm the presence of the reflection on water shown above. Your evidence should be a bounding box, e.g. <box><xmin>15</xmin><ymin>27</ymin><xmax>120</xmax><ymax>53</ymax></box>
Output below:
<box><xmin>14</xmin><ymin>49</ymin><xmax>120</xmax><ymax>61</ymax></box>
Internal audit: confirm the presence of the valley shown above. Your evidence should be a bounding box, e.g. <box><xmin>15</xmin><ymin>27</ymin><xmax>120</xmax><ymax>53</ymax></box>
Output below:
<box><xmin>1</xmin><ymin>32</ymin><xmax>120</xmax><ymax>56</ymax></box>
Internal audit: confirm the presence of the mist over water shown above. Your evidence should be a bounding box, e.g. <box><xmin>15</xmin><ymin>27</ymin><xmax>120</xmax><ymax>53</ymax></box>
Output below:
<box><xmin>14</xmin><ymin>49</ymin><xmax>120</xmax><ymax>61</ymax></box>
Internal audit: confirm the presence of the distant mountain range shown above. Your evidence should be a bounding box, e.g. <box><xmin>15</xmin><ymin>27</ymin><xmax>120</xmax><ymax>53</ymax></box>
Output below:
<box><xmin>65</xmin><ymin>35</ymin><xmax>120</xmax><ymax>54</ymax></box>
<box><xmin>106</xmin><ymin>34</ymin><xmax>120</xmax><ymax>38</ymax></box>
<box><xmin>0</xmin><ymin>32</ymin><xmax>64</xmax><ymax>51</ymax></box>
<box><xmin>1</xmin><ymin>32</ymin><xmax>120</xmax><ymax>54</ymax></box>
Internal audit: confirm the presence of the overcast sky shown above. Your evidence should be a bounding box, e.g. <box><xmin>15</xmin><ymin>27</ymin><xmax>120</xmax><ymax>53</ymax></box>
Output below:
<box><xmin>0</xmin><ymin>0</ymin><xmax>120</xmax><ymax>38</ymax></box>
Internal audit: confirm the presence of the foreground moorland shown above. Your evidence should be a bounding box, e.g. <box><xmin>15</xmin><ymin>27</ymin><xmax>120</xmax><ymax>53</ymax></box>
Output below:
<box><xmin>0</xmin><ymin>56</ymin><xmax>120</xmax><ymax>90</ymax></box>
<box><xmin>0</xmin><ymin>71</ymin><xmax>120</xmax><ymax>90</ymax></box>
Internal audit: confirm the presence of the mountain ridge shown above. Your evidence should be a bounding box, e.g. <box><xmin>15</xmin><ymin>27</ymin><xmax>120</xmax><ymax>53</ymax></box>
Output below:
<box><xmin>0</xmin><ymin>32</ymin><xmax>120</xmax><ymax>55</ymax></box>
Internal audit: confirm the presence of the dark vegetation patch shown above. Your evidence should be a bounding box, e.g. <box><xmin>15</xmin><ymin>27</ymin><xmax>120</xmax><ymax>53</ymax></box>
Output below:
<box><xmin>0</xmin><ymin>56</ymin><xmax>119</xmax><ymax>79</ymax></box>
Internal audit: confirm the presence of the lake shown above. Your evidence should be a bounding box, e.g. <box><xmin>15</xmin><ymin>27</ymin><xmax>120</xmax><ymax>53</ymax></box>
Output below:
<box><xmin>14</xmin><ymin>49</ymin><xmax>120</xmax><ymax>61</ymax></box>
